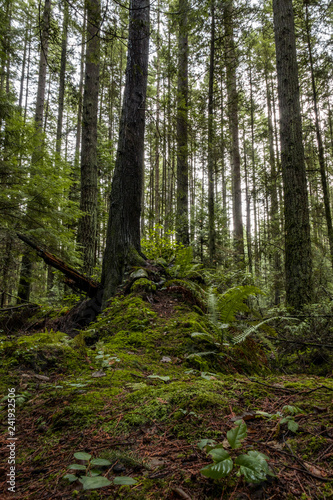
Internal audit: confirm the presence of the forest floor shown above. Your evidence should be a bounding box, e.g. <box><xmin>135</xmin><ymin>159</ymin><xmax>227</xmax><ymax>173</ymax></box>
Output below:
<box><xmin>0</xmin><ymin>287</ymin><xmax>332</xmax><ymax>499</ymax></box>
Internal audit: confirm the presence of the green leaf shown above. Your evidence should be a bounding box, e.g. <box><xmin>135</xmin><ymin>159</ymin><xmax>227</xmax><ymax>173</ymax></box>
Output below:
<box><xmin>235</xmin><ymin>453</ymin><xmax>269</xmax><ymax>483</ymax></box>
<box><xmin>197</xmin><ymin>438</ymin><xmax>216</xmax><ymax>450</ymax></box>
<box><xmin>200</xmin><ymin>456</ymin><xmax>233</xmax><ymax>479</ymax></box>
<box><xmin>90</xmin><ymin>458</ymin><xmax>112</xmax><ymax>467</ymax></box>
<box><xmin>287</xmin><ymin>419</ymin><xmax>299</xmax><ymax>432</ymax></box>
<box><xmin>208</xmin><ymin>446</ymin><xmax>231</xmax><ymax>463</ymax></box>
<box><xmin>68</xmin><ymin>464</ymin><xmax>86</xmax><ymax>471</ymax></box>
<box><xmin>147</xmin><ymin>375</ymin><xmax>170</xmax><ymax>382</ymax></box>
<box><xmin>63</xmin><ymin>473</ymin><xmax>78</xmax><ymax>483</ymax></box>
<box><xmin>113</xmin><ymin>476</ymin><xmax>137</xmax><ymax>485</ymax></box>
<box><xmin>79</xmin><ymin>476</ymin><xmax>112</xmax><ymax>490</ymax></box>
<box><xmin>90</xmin><ymin>470</ymin><xmax>101</xmax><ymax>476</ymax></box>
<box><xmin>74</xmin><ymin>452</ymin><xmax>91</xmax><ymax>461</ymax></box>
<box><xmin>227</xmin><ymin>422</ymin><xmax>247</xmax><ymax>449</ymax></box>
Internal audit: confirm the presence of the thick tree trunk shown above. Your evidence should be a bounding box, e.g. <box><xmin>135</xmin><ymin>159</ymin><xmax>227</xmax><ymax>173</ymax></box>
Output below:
<box><xmin>224</xmin><ymin>0</ymin><xmax>244</xmax><ymax>261</ymax></box>
<box><xmin>101</xmin><ymin>0</ymin><xmax>150</xmax><ymax>307</ymax></box>
<box><xmin>176</xmin><ymin>0</ymin><xmax>189</xmax><ymax>246</ymax></box>
<box><xmin>273</xmin><ymin>0</ymin><xmax>312</xmax><ymax>308</ymax></box>
<box><xmin>77</xmin><ymin>0</ymin><xmax>100</xmax><ymax>276</ymax></box>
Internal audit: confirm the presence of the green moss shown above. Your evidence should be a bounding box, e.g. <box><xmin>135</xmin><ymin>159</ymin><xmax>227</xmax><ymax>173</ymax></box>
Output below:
<box><xmin>0</xmin><ymin>330</ymin><xmax>83</xmax><ymax>373</ymax></box>
<box><xmin>131</xmin><ymin>278</ymin><xmax>157</xmax><ymax>293</ymax></box>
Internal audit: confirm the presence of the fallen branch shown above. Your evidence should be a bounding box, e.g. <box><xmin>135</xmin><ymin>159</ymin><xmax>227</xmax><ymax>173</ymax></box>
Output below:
<box><xmin>0</xmin><ymin>303</ymin><xmax>40</xmax><ymax>312</ymax></box>
<box><xmin>17</xmin><ymin>233</ymin><xmax>102</xmax><ymax>298</ymax></box>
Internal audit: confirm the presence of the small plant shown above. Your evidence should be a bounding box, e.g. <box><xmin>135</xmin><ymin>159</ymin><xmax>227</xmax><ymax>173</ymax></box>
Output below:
<box><xmin>94</xmin><ymin>341</ymin><xmax>120</xmax><ymax>370</ymax></box>
<box><xmin>64</xmin><ymin>452</ymin><xmax>137</xmax><ymax>490</ymax></box>
<box><xmin>198</xmin><ymin>420</ymin><xmax>274</xmax><ymax>483</ymax></box>
<box><xmin>256</xmin><ymin>405</ymin><xmax>303</xmax><ymax>433</ymax></box>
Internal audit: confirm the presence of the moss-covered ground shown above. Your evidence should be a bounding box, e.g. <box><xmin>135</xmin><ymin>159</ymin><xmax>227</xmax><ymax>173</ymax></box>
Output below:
<box><xmin>0</xmin><ymin>292</ymin><xmax>332</xmax><ymax>499</ymax></box>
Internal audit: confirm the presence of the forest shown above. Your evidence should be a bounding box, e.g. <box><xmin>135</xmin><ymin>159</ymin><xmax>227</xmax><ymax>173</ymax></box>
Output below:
<box><xmin>0</xmin><ymin>0</ymin><xmax>332</xmax><ymax>498</ymax></box>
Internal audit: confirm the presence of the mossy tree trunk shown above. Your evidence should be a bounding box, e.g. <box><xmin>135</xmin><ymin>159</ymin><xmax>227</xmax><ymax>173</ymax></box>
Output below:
<box><xmin>273</xmin><ymin>0</ymin><xmax>312</xmax><ymax>308</ymax></box>
<box><xmin>101</xmin><ymin>0</ymin><xmax>150</xmax><ymax>308</ymax></box>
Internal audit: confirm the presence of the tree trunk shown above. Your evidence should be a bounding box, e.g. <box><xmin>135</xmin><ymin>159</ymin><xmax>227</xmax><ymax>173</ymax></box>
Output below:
<box><xmin>224</xmin><ymin>0</ymin><xmax>244</xmax><ymax>261</ymax></box>
<box><xmin>304</xmin><ymin>1</ymin><xmax>333</xmax><ymax>269</ymax></box>
<box><xmin>101</xmin><ymin>0</ymin><xmax>150</xmax><ymax>307</ymax></box>
<box><xmin>176</xmin><ymin>0</ymin><xmax>189</xmax><ymax>246</ymax></box>
<box><xmin>56</xmin><ymin>0</ymin><xmax>69</xmax><ymax>155</ymax></box>
<box><xmin>207</xmin><ymin>0</ymin><xmax>216</xmax><ymax>264</ymax></box>
<box><xmin>77</xmin><ymin>0</ymin><xmax>101</xmax><ymax>276</ymax></box>
<box><xmin>17</xmin><ymin>0</ymin><xmax>51</xmax><ymax>303</ymax></box>
<box><xmin>273</xmin><ymin>0</ymin><xmax>312</xmax><ymax>308</ymax></box>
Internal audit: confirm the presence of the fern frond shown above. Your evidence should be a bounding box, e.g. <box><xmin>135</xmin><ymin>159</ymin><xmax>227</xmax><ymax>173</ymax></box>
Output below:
<box><xmin>191</xmin><ymin>332</ymin><xmax>218</xmax><ymax>344</ymax></box>
<box><xmin>218</xmin><ymin>286</ymin><xmax>263</xmax><ymax>324</ymax></box>
<box><xmin>207</xmin><ymin>288</ymin><xmax>218</xmax><ymax>325</ymax></box>
<box><xmin>187</xmin><ymin>351</ymin><xmax>222</xmax><ymax>358</ymax></box>
<box><xmin>165</xmin><ymin>279</ymin><xmax>206</xmax><ymax>310</ymax></box>
<box><xmin>232</xmin><ymin>316</ymin><xmax>299</xmax><ymax>355</ymax></box>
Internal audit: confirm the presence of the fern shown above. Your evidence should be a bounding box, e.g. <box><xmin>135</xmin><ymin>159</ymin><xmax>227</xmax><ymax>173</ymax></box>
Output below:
<box><xmin>217</xmin><ymin>286</ymin><xmax>263</xmax><ymax>324</ymax></box>
<box><xmin>165</xmin><ymin>279</ymin><xmax>206</xmax><ymax>310</ymax></box>
<box><xmin>232</xmin><ymin>316</ymin><xmax>298</xmax><ymax>354</ymax></box>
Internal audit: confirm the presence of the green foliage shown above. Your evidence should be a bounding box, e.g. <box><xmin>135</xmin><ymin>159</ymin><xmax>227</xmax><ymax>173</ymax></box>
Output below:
<box><xmin>199</xmin><ymin>420</ymin><xmax>273</xmax><ymax>483</ymax></box>
<box><xmin>256</xmin><ymin>405</ymin><xmax>304</xmax><ymax>433</ymax></box>
<box><xmin>217</xmin><ymin>286</ymin><xmax>264</xmax><ymax>324</ymax></box>
<box><xmin>65</xmin><ymin>452</ymin><xmax>137</xmax><ymax>490</ymax></box>
<box><xmin>141</xmin><ymin>224</ymin><xmax>181</xmax><ymax>260</ymax></box>
<box><xmin>189</xmin><ymin>286</ymin><xmax>265</xmax><ymax>362</ymax></box>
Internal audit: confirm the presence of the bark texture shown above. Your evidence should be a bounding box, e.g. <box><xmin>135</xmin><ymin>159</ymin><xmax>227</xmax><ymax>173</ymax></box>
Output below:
<box><xmin>101</xmin><ymin>0</ymin><xmax>150</xmax><ymax>307</ymax></box>
<box><xmin>176</xmin><ymin>0</ymin><xmax>189</xmax><ymax>246</ymax></box>
<box><xmin>77</xmin><ymin>0</ymin><xmax>100</xmax><ymax>276</ymax></box>
<box><xmin>224</xmin><ymin>0</ymin><xmax>244</xmax><ymax>261</ymax></box>
<box><xmin>273</xmin><ymin>0</ymin><xmax>312</xmax><ymax>308</ymax></box>
<box><xmin>207</xmin><ymin>0</ymin><xmax>216</xmax><ymax>264</ymax></box>
<box><xmin>17</xmin><ymin>0</ymin><xmax>51</xmax><ymax>303</ymax></box>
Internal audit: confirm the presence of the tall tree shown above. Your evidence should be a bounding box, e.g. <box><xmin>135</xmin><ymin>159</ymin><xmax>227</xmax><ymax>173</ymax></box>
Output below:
<box><xmin>56</xmin><ymin>0</ymin><xmax>69</xmax><ymax>155</ymax></box>
<box><xmin>304</xmin><ymin>0</ymin><xmax>333</xmax><ymax>269</ymax></box>
<box><xmin>17</xmin><ymin>0</ymin><xmax>51</xmax><ymax>303</ymax></box>
<box><xmin>176</xmin><ymin>0</ymin><xmax>189</xmax><ymax>246</ymax></box>
<box><xmin>273</xmin><ymin>0</ymin><xmax>312</xmax><ymax>308</ymax></box>
<box><xmin>101</xmin><ymin>0</ymin><xmax>150</xmax><ymax>307</ymax></box>
<box><xmin>207</xmin><ymin>0</ymin><xmax>216</xmax><ymax>264</ymax></box>
<box><xmin>224</xmin><ymin>0</ymin><xmax>244</xmax><ymax>261</ymax></box>
<box><xmin>77</xmin><ymin>0</ymin><xmax>101</xmax><ymax>276</ymax></box>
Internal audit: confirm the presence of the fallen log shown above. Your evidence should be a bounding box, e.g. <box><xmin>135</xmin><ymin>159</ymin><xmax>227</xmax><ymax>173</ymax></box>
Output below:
<box><xmin>17</xmin><ymin>233</ymin><xmax>102</xmax><ymax>298</ymax></box>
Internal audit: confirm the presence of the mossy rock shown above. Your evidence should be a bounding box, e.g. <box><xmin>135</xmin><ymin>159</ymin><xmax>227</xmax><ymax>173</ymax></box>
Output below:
<box><xmin>131</xmin><ymin>278</ymin><xmax>156</xmax><ymax>294</ymax></box>
<box><xmin>0</xmin><ymin>331</ymin><xmax>81</xmax><ymax>373</ymax></box>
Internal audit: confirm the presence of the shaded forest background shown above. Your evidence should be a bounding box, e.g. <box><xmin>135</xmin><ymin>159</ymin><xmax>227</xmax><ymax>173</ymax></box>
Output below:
<box><xmin>0</xmin><ymin>0</ymin><xmax>333</xmax><ymax>311</ymax></box>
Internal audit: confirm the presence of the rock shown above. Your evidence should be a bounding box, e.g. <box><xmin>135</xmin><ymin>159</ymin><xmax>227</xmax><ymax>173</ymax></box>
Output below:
<box><xmin>113</xmin><ymin>463</ymin><xmax>126</xmax><ymax>473</ymax></box>
<box><xmin>91</xmin><ymin>370</ymin><xmax>106</xmax><ymax>378</ymax></box>
<box><xmin>130</xmin><ymin>268</ymin><xmax>148</xmax><ymax>279</ymax></box>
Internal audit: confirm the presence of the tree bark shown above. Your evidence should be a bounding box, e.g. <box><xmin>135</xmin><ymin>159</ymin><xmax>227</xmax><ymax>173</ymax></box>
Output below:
<box><xmin>176</xmin><ymin>0</ymin><xmax>189</xmax><ymax>246</ymax></box>
<box><xmin>208</xmin><ymin>0</ymin><xmax>216</xmax><ymax>264</ymax></box>
<box><xmin>17</xmin><ymin>0</ymin><xmax>51</xmax><ymax>303</ymax></box>
<box><xmin>224</xmin><ymin>0</ymin><xmax>244</xmax><ymax>261</ymax></box>
<box><xmin>273</xmin><ymin>0</ymin><xmax>312</xmax><ymax>308</ymax></box>
<box><xmin>304</xmin><ymin>1</ymin><xmax>333</xmax><ymax>269</ymax></box>
<box><xmin>77</xmin><ymin>0</ymin><xmax>101</xmax><ymax>276</ymax></box>
<box><xmin>101</xmin><ymin>0</ymin><xmax>150</xmax><ymax>307</ymax></box>
<box><xmin>56</xmin><ymin>0</ymin><xmax>69</xmax><ymax>155</ymax></box>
